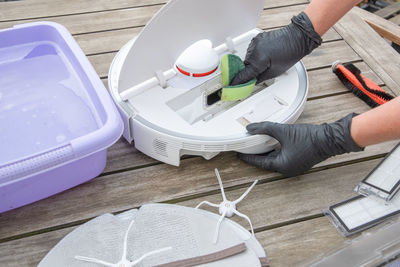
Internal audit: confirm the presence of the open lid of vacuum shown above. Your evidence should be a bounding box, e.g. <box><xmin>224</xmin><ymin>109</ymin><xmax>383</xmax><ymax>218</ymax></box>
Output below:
<box><xmin>118</xmin><ymin>0</ymin><xmax>265</xmax><ymax>93</ymax></box>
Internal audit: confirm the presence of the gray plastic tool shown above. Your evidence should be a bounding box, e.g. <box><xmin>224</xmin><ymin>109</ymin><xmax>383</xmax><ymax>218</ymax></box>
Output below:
<box><xmin>305</xmin><ymin>216</ymin><xmax>400</xmax><ymax>267</ymax></box>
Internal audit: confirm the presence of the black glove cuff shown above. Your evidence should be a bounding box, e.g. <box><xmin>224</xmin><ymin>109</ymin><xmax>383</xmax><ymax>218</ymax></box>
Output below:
<box><xmin>291</xmin><ymin>12</ymin><xmax>322</xmax><ymax>53</ymax></box>
<box><xmin>338</xmin><ymin>113</ymin><xmax>365</xmax><ymax>152</ymax></box>
<box><xmin>330</xmin><ymin>113</ymin><xmax>365</xmax><ymax>155</ymax></box>
<box><xmin>317</xmin><ymin>113</ymin><xmax>364</xmax><ymax>159</ymax></box>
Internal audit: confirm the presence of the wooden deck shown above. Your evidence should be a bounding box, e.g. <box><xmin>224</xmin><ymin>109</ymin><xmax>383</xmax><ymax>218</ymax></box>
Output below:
<box><xmin>1</xmin><ymin>1</ymin><xmax>400</xmax><ymax>266</ymax></box>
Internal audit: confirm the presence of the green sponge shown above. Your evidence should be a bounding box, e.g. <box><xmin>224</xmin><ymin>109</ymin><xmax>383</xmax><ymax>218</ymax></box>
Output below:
<box><xmin>220</xmin><ymin>54</ymin><xmax>256</xmax><ymax>101</ymax></box>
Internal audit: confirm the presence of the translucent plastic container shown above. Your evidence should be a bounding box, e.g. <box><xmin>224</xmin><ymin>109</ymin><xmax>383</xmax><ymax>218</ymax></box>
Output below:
<box><xmin>0</xmin><ymin>22</ymin><xmax>123</xmax><ymax>213</ymax></box>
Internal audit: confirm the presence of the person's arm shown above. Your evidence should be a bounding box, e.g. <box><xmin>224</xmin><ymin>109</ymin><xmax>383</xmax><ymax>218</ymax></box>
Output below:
<box><xmin>238</xmin><ymin>97</ymin><xmax>400</xmax><ymax>177</ymax></box>
<box><xmin>231</xmin><ymin>0</ymin><xmax>361</xmax><ymax>85</ymax></box>
<box><xmin>352</xmin><ymin>96</ymin><xmax>400</xmax><ymax>147</ymax></box>
<box><xmin>305</xmin><ymin>0</ymin><xmax>361</xmax><ymax>36</ymax></box>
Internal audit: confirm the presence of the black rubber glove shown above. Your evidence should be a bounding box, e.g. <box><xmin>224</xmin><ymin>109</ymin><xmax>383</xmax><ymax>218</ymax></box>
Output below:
<box><xmin>231</xmin><ymin>12</ymin><xmax>322</xmax><ymax>85</ymax></box>
<box><xmin>238</xmin><ymin>114</ymin><xmax>364</xmax><ymax>177</ymax></box>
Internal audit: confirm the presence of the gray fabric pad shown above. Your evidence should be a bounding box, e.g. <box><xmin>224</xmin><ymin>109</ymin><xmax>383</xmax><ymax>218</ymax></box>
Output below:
<box><xmin>39</xmin><ymin>204</ymin><xmax>266</xmax><ymax>267</ymax></box>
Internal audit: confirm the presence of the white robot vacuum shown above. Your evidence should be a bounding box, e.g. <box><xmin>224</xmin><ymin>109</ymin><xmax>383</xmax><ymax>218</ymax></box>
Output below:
<box><xmin>109</xmin><ymin>0</ymin><xmax>309</xmax><ymax>166</ymax></box>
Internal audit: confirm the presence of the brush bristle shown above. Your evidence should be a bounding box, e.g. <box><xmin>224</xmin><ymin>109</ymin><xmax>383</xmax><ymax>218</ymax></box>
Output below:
<box><xmin>342</xmin><ymin>63</ymin><xmax>394</xmax><ymax>102</ymax></box>
<box><xmin>334</xmin><ymin>67</ymin><xmax>379</xmax><ymax>108</ymax></box>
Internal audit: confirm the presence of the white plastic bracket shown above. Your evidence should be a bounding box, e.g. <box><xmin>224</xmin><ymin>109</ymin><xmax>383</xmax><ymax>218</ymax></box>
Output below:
<box><xmin>225</xmin><ymin>36</ymin><xmax>236</xmax><ymax>53</ymax></box>
<box><xmin>155</xmin><ymin>70</ymin><xmax>168</xmax><ymax>89</ymax></box>
<box><xmin>196</xmin><ymin>168</ymin><xmax>258</xmax><ymax>244</ymax></box>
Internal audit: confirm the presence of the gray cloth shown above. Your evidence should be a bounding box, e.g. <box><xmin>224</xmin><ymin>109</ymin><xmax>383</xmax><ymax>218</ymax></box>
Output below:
<box><xmin>39</xmin><ymin>204</ymin><xmax>266</xmax><ymax>267</ymax></box>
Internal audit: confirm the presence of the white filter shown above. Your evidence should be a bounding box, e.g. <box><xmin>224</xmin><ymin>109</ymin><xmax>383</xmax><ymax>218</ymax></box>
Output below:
<box><xmin>356</xmin><ymin>143</ymin><xmax>400</xmax><ymax>201</ymax></box>
<box><xmin>325</xmin><ymin>192</ymin><xmax>400</xmax><ymax>236</ymax></box>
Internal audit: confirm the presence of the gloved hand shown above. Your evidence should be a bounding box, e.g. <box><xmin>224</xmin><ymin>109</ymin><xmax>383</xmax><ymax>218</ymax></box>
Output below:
<box><xmin>231</xmin><ymin>12</ymin><xmax>322</xmax><ymax>85</ymax></box>
<box><xmin>238</xmin><ymin>114</ymin><xmax>364</xmax><ymax>177</ymax></box>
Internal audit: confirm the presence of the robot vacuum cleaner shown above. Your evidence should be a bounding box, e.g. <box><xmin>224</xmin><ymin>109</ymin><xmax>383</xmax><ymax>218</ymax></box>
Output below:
<box><xmin>109</xmin><ymin>0</ymin><xmax>309</xmax><ymax>166</ymax></box>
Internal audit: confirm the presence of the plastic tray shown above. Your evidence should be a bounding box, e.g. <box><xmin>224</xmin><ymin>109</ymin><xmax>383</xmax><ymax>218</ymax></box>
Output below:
<box><xmin>0</xmin><ymin>22</ymin><xmax>123</xmax><ymax>212</ymax></box>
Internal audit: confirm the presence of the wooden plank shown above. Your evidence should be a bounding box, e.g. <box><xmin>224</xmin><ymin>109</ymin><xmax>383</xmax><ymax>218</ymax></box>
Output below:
<box><xmin>364</xmin><ymin>20</ymin><xmax>400</xmax><ymax>46</ymax></box>
<box><xmin>256</xmin><ymin>217</ymin><xmax>348</xmax><ymax>267</ymax></box>
<box><xmin>334</xmin><ymin>8</ymin><xmax>400</xmax><ymax>96</ymax></box>
<box><xmin>75</xmin><ymin>28</ymin><xmax>142</xmax><ymax>56</ymax></box>
<box><xmin>260</xmin><ymin>4</ymin><xmax>304</xmax><ymax>29</ymax></box>
<box><xmin>352</xmin><ymin>7</ymin><xmax>400</xmax><ymax>46</ymax></box>
<box><xmin>390</xmin><ymin>14</ymin><xmax>400</xmax><ymax>25</ymax></box>
<box><xmin>88</xmin><ymin>52</ymin><xmax>115</xmax><ymax>79</ymax></box>
<box><xmin>0</xmin><ymin>227</ymin><xmax>73</xmax><ymax>267</ymax></box>
<box><xmin>0</xmin><ymin>93</ymin><xmax>395</xmax><ymax>241</ymax></box>
<box><xmin>0</xmin><ymin>5</ymin><xmax>162</xmax><ymax>33</ymax></box>
<box><xmin>0</xmin><ymin>0</ymin><xmax>307</xmax><ymax>22</ymax></box>
<box><xmin>0</xmin><ymin>0</ymin><xmax>165</xmax><ymax>22</ymax></box>
<box><xmin>302</xmin><ymin>40</ymin><xmax>361</xmax><ymax>70</ymax></box>
<box><xmin>88</xmin><ymin>40</ymin><xmax>360</xmax><ymax>79</ymax></box>
<box><xmin>374</xmin><ymin>3</ymin><xmax>400</xmax><ymax>19</ymax></box>
<box><xmin>0</xmin><ymin>158</ymin><xmax>381</xmax><ymax>266</ymax></box>
<box><xmin>264</xmin><ymin>0</ymin><xmax>308</xmax><ymax>9</ymax></box>
<box><xmin>103</xmin><ymin>139</ymin><xmax>157</xmax><ymax>174</ymax></box>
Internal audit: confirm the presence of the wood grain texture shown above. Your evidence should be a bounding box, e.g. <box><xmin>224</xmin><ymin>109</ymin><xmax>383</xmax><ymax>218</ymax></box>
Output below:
<box><xmin>0</xmin><ymin>93</ymin><xmax>394</xmax><ymax>241</ymax></box>
<box><xmin>302</xmin><ymin>40</ymin><xmax>361</xmax><ymax>71</ymax></box>
<box><xmin>0</xmin><ymin>159</ymin><xmax>380</xmax><ymax>267</ymax></box>
<box><xmin>0</xmin><ymin>5</ymin><xmax>162</xmax><ymax>34</ymax></box>
<box><xmin>256</xmin><ymin>217</ymin><xmax>349</xmax><ymax>267</ymax></box>
<box><xmin>259</xmin><ymin>4</ymin><xmax>304</xmax><ymax>29</ymax></box>
<box><xmin>390</xmin><ymin>14</ymin><xmax>400</xmax><ymax>25</ymax></box>
<box><xmin>374</xmin><ymin>2</ymin><xmax>400</xmax><ymax>19</ymax></box>
<box><xmin>264</xmin><ymin>0</ymin><xmax>308</xmax><ymax>9</ymax></box>
<box><xmin>0</xmin><ymin>227</ymin><xmax>74</xmax><ymax>267</ymax></box>
<box><xmin>0</xmin><ymin>2</ymin><xmax>309</xmax><ymax>33</ymax></box>
<box><xmin>365</xmin><ymin>20</ymin><xmax>400</xmax><ymax>46</ymax></box>
<box><xmin>334</xmin><ymin>8</ymin><xmax>400</xmax><ymax>96</ymax></box>
<box><xmin>104</xmin><ymin>139</ymin><xmax>157</xmax><ymax>174</ymax></box>
<box><xmin>352</xmin><ymin>7</ymin><xmax>400</xmax><ymax>46</ymax></box>
<box><xmin>0</xmin><ymin>0</ymin><xmax>164</xmax><ymax>22</ymax></box>
<box><xmin>0</xmin><ymin>0</ymin><xmax>308</xmax><ymax>22</ymax></box>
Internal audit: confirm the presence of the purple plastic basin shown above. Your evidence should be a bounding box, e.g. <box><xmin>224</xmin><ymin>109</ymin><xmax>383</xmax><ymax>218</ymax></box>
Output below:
<box><xmin>0</xmin><ymin>22</ymin><xmax>123</xmax><ymax>213</ymax></box>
